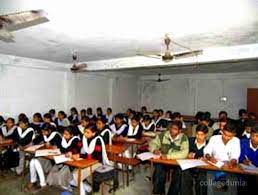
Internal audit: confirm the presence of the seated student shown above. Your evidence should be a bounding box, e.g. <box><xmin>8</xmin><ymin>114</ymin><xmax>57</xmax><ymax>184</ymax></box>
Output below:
<box><xmin>49</xmin><ymin>109</ymin><xmax>57</xmax><ymax>122</ymax></box>
<box><xmin>13</xmin><ymin>117</ymin><xmax>35</xmax><ymax>175</ymax></box>
<box><xmin>79</xmin><ymin>109</ymin><xmax>87</xmax><ymax>121</ymax></box>
<box><xmin>181</xmin><ymin>124</ymin><xmax>209</xmax><ymax>195</ymax></box>
<box><xmin>96</xmin><ymin>117</ymin><xmax>112</xmax><ymax>145</ymax></box>
<box><xmin>70</xmin><ymin>126</ymin><xmax>109</xmax><ymax>195</ymax></box>
<box><xmin>241</xmin><ymin>119</ymin><xmax>256</xmax><ymax>139</ymax></box>
<box><xmin>68</xmin><ymin>107</ymin><xmax>79</xmax><ymax>125</ymax></box>
<box><xmin>158</xmin><ymin>109</ymin><xmax>164</xmax><ymax>118</ymax></box>
<box><xmin>212</xmin><ymin>117</ymin><xmax>227</xmax><ymax>136</ymax></box>
<box><xmin>95</xmin><ymin>107</ymin><xmax>105</xmax><ymax>119</ymax></box>
<box><xmin>105</xmin><ymin>107</ymin><xmax>114</xmax><ymax>125</ymax></box>
<box><xmin>46</xmin><ymin>126</ymin><xmax>81</xmax><ymax>190</ymax></box>
<box><xmin>73</xmin><ymin>116</ymin><xmax>90</xmax><ymax>138</ymax></box>
<box><xmin>55</xmin><ymin>111</ymin><xmax>70</xmax><ymax>132</ymax></box>
<box><xmin>152</xmin><ymin>109</ymin><xmax>167</xmax><ymax>130</ymax></box>
<box><xmin>236</xmin><ymin>109</ymin><xmax>249</xmax><ymax>137</ymax></box>
<box><xmin>0</xmin><ymin>117</ymin><xmax>17</xmax><ymax>140</ymax></box>
<box><xmin>86</xmin><ymin>107</ymin><xmax>95</xmax><ymax>125</ymax></box>
<box><xmin>173</xmin><ymin>112</ymin><xmax>186</xmax><ymax>129</ymax></box>
<box><xmin>212</xmin><ymin>111</ymin><xmax>228</xmax><ymax>130</ymax></box>
<box><xmin>30</xmin><ymin>113</ymin><xmax>44</xmax><ymax>135</ymax></box>
<box><xmin>141</xmin><ymin>106</ymin><xmax>148</xmax><ymax>116</ymax></box>
<box><xmin>141</xmin><ymin>115</ymin><xmax>155</xmax><ymax>132</ymax></box>
<box><xmin>24</xmin><ymin>124</ymin><xmax>62</xmax><ymax>192</ymax></box>
<box><xmin>238</xmin><ymin>125</ymin><xmax>258</xmax><ymax>194</ymax></box>
<box><xmin>42</xmin><ymin>113</ymin><xmax>57</xmax><ymax>128</ymax></box>
<box><xmin>164</xmin><ymin>110</ymin><xmax>173</xmax><ymax>123</ymax></box>
<box><xmin>149</xmin><ymin>121</ymin><xmax>189</xmax><ymax>195</ymax></box>
<box><xmin>127</xmin><ymin>115</ymin><xmax>143</xmax><ymax>139</ymax></box>
<box><xmin>109</xmin><ymin>113</ymin><xmax>128</xmax><ymax>137</ymax></box>
<box><xmin>124</xmin><ymin>108</ymin><xmax>133</xmax><ymax>123</ymax></box>
<box><xmin>0</xmin><ymin>115</ymin><xmax>4</xmax><ymax>129</ymax></box>
<box><xmin>204</xmin><ymin>122</ymin><xmax>240</xmax><ymax>193</ymax></box>
<box><xmin>192</xmin><ymin>112</ymin><xmax>214</xmax><ymax>139</ymax></box>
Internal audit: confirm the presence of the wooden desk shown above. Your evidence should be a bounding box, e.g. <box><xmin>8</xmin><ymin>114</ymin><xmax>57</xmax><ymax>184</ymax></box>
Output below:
<box><xmin>112</xmin><ymin>137</ymin><xmax>146</xmax><ymax>145</ymax></box>
<box><xmin>106</xmin><ymin>144</ymin><xmax>128</xmax><ymax>155</ymax></box>
<box><xmin>0</xmin><ymin>139</ymin><xmax>13</xmax><ymax>149</ymax></box>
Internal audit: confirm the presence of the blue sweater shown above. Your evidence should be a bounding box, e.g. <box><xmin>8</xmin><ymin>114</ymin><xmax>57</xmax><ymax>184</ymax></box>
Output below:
<box><xmin>239</xmin><ymin>138</ymin><xmax>258</xmax><ymax>167</ymax></box>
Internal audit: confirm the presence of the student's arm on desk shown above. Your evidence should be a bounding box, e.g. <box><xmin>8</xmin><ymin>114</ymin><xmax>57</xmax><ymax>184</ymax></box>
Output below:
<box><xmin>166</xmin><ymin>139</ymin><xmax>189</xmax><ymax>160</ymax></box>
<box><xmin>149</xmin><ymin>135</ymin><xmax>161</xmax><ymax>154</ymax></box>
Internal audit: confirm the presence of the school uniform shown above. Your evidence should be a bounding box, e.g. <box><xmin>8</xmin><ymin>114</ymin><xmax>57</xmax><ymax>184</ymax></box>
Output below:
<box><xmin>73</xmin><ymin>124</ymin><xmax>87</xmax><ymax>138</ymax></box>
<box><xmin>149</xmin><ymin>131</ymin><xmax>189</xmax><ymax>194</ymax></box>
<box><xmin>30</xmin><ymin>131</ymin><xmax>62</xmax><ymax>187</ymax></box>
<box><xmin>98</xmin><ymin>127</ymin><xmax>112</xmax><ymax>145</ymax></box>
<box><xmin>105</xmin><ymin>114</ymin><xmax>114</xmax><ymax>125</ymax></box>
<box><xmin>141</xmin><ymin>121</ymin><xmax>156</xmax><ymax>132</ymax></box>
<box><xmin>0</xmin><ymin>125</ymin><xmax>17</xmax><ymax>140</ymax></box>
<box><xmin>55</xmin><ymin>118</ymin><xmax>70</xmax><ymax>133</ymax></box>
<box><xmin>192</xmin><ymin>124</ymin><xmax>214</xmax><ymax>139</ymax></box>
<box><xmin>180</xmin><ymin>137</ymin><xmax>208</xmax><ymax>195</ymax></box>
<box><xmin>68</xmin><ymin>114</ymin><xmax>79</xmax><ymax>125</ymax></box>
<box><xmin>212</xmin><ymin>128</ymin><xmax>222</xmax><ymax>136</ymax></box>
<box><xmin>153</xmin><ymin>117</ymin><xmax>167</xmax><ymax>129</ymax></box>
<box><xmin>70</xmin><ymin>135</ymin><xmax>109</xmax><ymax>195</ymax></box>
<box><xmin>240</xmin><ymin>131</ymin><xmax>251</xmax><ymax>140</ymax></box>
<box><xmin>30</xmin><ymin>122</ymin><xmax>44</xmax><ymax>135</ymax></box>
<box><xmin>109</xmin><ymin>122</ymin><xmax>128</xmax><ymax>137</ymax></box>
<box><xmin>46</xmin><ymin>136</ymin><xmax>81</xmax><ymax>189</ymax></box>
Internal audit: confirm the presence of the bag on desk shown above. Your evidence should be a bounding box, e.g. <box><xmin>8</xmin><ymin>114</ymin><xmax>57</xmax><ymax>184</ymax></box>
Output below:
<box><xmin>1</xmin><ymin>148</ymin><xmax>19</xmax><ymax>169</ymax></box>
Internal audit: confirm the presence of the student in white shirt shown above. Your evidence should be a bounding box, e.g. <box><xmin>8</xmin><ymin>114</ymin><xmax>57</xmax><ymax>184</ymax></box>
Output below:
<box><xmin>105</xmin><ymin>107</ymin><xmax>114</xmax><ymax>125</ymax></box>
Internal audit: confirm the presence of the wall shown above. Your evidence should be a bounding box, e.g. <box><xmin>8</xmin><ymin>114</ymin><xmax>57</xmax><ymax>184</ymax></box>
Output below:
<box><xmin>139</xmin><ymin>71</ymin><xmax>258</xmax><ymax>119</ymax></box>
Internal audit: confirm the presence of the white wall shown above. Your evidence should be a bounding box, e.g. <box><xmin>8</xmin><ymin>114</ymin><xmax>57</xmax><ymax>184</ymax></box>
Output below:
<box><xmin>139</xmin><ymin>71</ymin><xmax>258</xmax><ymax>119</ymax></box>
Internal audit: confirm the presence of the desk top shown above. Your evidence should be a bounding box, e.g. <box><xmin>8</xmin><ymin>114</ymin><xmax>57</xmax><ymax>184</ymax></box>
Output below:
<box><xmin>112</xmin><ymin>137</ymin><xmax>146</xmax><ymax>145</ymax></box>
<box><xmin>0</xmin><ymin>139</ymin><xmax>13</xmax><ymax>147</ymax></box>
<box><xmin>150</xmin><ymin>158</ymin><xmax>258</xmax><ymax>176</ymax></box>
<box><xmin>105</xmin><ymin>144</ymin><xmax>128</xmax><ymax>154</ymax></box>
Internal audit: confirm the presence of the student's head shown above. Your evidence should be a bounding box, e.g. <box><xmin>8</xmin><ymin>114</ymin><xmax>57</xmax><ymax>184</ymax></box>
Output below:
<box><xmin>244</xmin><ymin>119</ymin><xmax>256</xmax><ymax>133</ymax></box>
<box><xmin>96</xmin><ymin>107</ymin><xmax>103</xmax><ymax>116</ymax></box>
<box><xmin>84</xmin><ymin>126</ymin><xmax>98</xmax><ymax>139</ymax></box>
<box><xmin>63</xmin><ymin>126</ymin><xmax>74</xmax><ymax>140</ymax></box>
<box><xmin>165</xmin><ymin>111</ymin><xmax>173</xmax><ymax>119</ymax></box>
<box><xmin>86</xmin><ymin>107</ymin><xmax>93</xmax><ymax>115</ymax></box>
<box><xmin>0</xmin><ymin>116</ymin><xmax>4</xmax><ymax>126</ymax></box>
<box><xmin>6</xmin><ymin>118</ymin><xmax>15</xmax><ymax>129</ymax></box>
<box><xmin>70</xmin><ymin>107</ymin><xmax>78</xmax><ymax>115</ymax></box>
<box><xmin>19</xmin><ymin>117</ymin><xmax>29</xmax><ymax>129</ymax></box>
<box><xmin>195</xmin><ymin>124</ymin><xmax>208</xmax><ymax>143</ymax></box>
<box><xmin>18</xmin><ymin>113</ymin><xmax>28</xmax><ymax>121</ymax></box>
<box><xmin>106</xmin><ymin>108</ymin><xmax>112</xmax><ymax>115</ymax></box>
<box><xmin>239</xmin><ymin>109</ymin><xmax>248</xmax><ymax>120</ymax></box>
<box><xmin>221</xmin><ymin>121</ymin><xmax>237</xmax><ymax>144</ymax></box>
<box><xmin>168</xmin><ymin>121</ymin><xmax>182</xmax><ymax>138</ymax></box>
<box><xmin>58</xmin><ymin>111</ymin><xmax>67</xmax><ymax>120</ymax></box>
<box><xmin>251</xmin><ymin>125</ymin><xmax>258</xmax><ymax>147</ymax></box>
<box><xmin>33</xmin><ymin>113</ymin><xmax>43</xmax><ymax>123</ymax></box>
<box><xmin>143</xmin><ymin>115</ymin><xmax>152</xmax><ymax>126</ymax></box>
<box><xmin>248</xmin><ymin>112</ymin><xmax>257</xmax><ymax>121</ymax></box>
<box><xmin>195</xmin><ymin>111</ymin><xmax>204</xmax><ymax>123</ymax></box>
<box><xmin>114</xmin><ymin>113</ymin><xmax>124</xmax><ymax>125</ymax></box>
<box><xmin>141</xmin><ymin>106</ymin><xmax>147</xmax><ymax>114</ymax></box>
<box><xmin>42</xmin><ymin>123</ymin><xmax>55</xmax><ymax>136</ymax></box>
<box><xmin>96</xmin><ymin>117</ymin><xmax>106</xmax><ymax>130</ymax></box>
<box><xmin>153</xmin><ymin>109</ymin><xmax>160</xmax><ymax>118</ymax></box>
<box><xmin>129</xmin><ymin>110</ymin><xmax>136</xmax><ymax>119</ymax></box>
<box><xmin>172</xmin><ymin>112</ymin><xmax>182</xmax><ymax>121</ymax></box>
<box><xmin>200</xmin><ymin>112</ymin><xmax>210</xmax><ymax>126</ymax></box>
<box><xmin>219</xmin><ymin>117</ymin><xmax>227</xmax><ymax>130</ymax></box>
<box><xmin>80</xmin><ymin>116</ymin><xmax>90</xmax><ymax>127</ymax></box>
<box><xmin>131</xmin><ymin>115</ymin><xmax>140</xmax><ymax>128</ymax></box>
<box><xmin>158</xmin><ymin>109</ymin><xmax>164</xmax><ymax>117</ymax></box>
<box><xmin>49</xmin><ymin>109</ymin><xmax>56</xmax><ymax>117</ymax></box>
<box><xmin>125</xmin><ymin>108</ymin><xmax>133</xmax><ymax>117</ymax></box>
<box><xmin>218</xmin><ymin>111</ymin><xmax>228</xmax><ymax>119</ymax></box>
<box><xmin>43</xmin><ymin>113</ymin><xmax>53</xmax><ymax>123</ymax></box>
<box><xmin>80</xmin><ymin>109</ymin><xmax>86</xmax><ymax>117</ymax></box>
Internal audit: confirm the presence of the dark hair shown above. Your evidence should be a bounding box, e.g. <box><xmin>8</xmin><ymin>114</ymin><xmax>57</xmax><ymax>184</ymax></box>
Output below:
<box><xmin>96</xmin><ymin>116</ymin><xmax>107</xmax><ymax>124</ymax></box>
<box><xmin>6</xmin><ymin>117</ymin><xmax>15</xmax><ymax>124</ymax></box>
<box><xmin>205</xmin><ymin>112</ymin><xmax>211</xmax><ymax>119</ymax></box>
<box><xmin>224</xmin><ymin>121</ymin><xmax>237</xmax><ymax>134</ymax></box>
<box><xmin>131</xmin><ymin>115</ymin><xmax>141</xmax><ymax>123</ymax></box>
<box><xmin>196</xmin><ymin>124</ymin><xmax>208</xmax><ymax>134</ymax></box>
<box><xmin>81</xmin><ymin>116</ymin><xmax>90</xmax><ymax>122</ymax></box>
<box><xmin>33</xmin><ymin>113</ymin><xmax>43</xmax><ymax>122</ymax></box>
<box><xmin>87</xmin><ymin>107</ymin><xmax>93</xmax><ymax>115</ymax></box>
<box><xmin>43</xmin><ymin>113</ymin><xmax>52</xmax><ymax>121</ymax></box>
<box><xmin>70</xmin><ymin>107</ymin><xmax>78</xmax><ymax>115</ymax></box>
<box><xmin>19</xmin><ymin>117</ymin><xmax>29</xmax><ymax>125</ymax></box>
<box><xmin>86</xmin><ymin>126</ymin><xmax>98</xmax><ymax>133</ymax></box>
<box><xmin>18</xmin><ymin>113</ymin><xmax>28</xmax><ymax>121</ymax></box>
<box><xmin>96</xmin><ymin>107</ymin><xmax>103</xmax><ymax>115</ymax></box>
<box><xmin>166</xmin><ymin>110</ymin><xmax>173</xmax><ymax>117</ymax></box>
<box><xmin>244</xmin><ymin>119</ymin><xmax>256</xmax><ymax>128</ymax></box>
<box><xmin>219</xmin><ymin>111</ymin><xmax>228</xmax><ymax>117</ymax></box>
<box><xmin>251</xmin><ymin>125</ymin><xmax>258</xmax><ymax>134</ymax></box>
<box><xmin>80</xmin><ymin>109</ymin><xmax>86</xmax><ymax>113</ymax></box>
<box><xmin>58</xmin><ymin>111</ymin><xmax>67</xmax><ymax>118</ymax></box>
<box><xmin>114</xmin><ymin>113</ymin><xmax>124</xmax><ymax>120</ymax></box>
<box><xmin>143</xmin><ymin>115</ymin><xmax>152</xmax><ymax>122</ymax></box>
<box><xmin>195</xmin><ymin>111</ymin><xmax>204</xmax><ymax>120</ymax></box>
<box><xmin>200</xmin><ymin>112</ymin><xmax>210</xmax><ymax>122</ymax></box>
<box><xmin>153</xmin><ymin>109</ymin><xmax>159</xmax><ymax>114</ymax></box>
<box><xmin>42</xmin><ymin>123</ymin><xmax>55</xmax><ymax>132</ymax></box>
<box><xmin>159</xmin><ymin>109</ymin><xmax>164</xmax><ymax>114</ymax></box>
<box><xmin>0</xmin><ymin>116</ymin><xmax>4</xmax><ymax>124</ymax></box>
<box><xmin>239</xmin><ymin>109</ymin><xmax>247</xmax><ymax>117</ymax></box>
<box><xmin>169</xmin><ymin>120</ymin><xmax>182</xmax><ymax>130</ymax></box>
<box><xmin>49</xmin><ymin>109</ymin><xmax>56</xmax><ymax>114</ymax></box>
<box><xmin>63</xmin><ymin>126</ymin><xmax>75</xmax><ymax>135</ymax></box>
<box><xmin>107</xmin><ymin>107</ymin><xmax>112</xmax><ymax>113</ymax></box>
<box><xmin>172</xmin><ymin>112</ymin><xmax>181</xmax><ymax>119</ymax></box>
<box><xmin>141</xmin><ymin>106</ymin><xmax>147</xmax><ymax>111</ymax></box>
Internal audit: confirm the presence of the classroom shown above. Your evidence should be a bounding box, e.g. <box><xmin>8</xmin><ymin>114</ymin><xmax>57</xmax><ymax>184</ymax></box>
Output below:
<box><xmin>0</xmin><ymin>0</ymin><xmax>258</xmax><ymax>195</ymax></box>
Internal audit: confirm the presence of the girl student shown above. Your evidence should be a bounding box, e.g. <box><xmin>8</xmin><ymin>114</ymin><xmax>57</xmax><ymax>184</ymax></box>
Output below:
<box><xmin>70</xmin><ymin>125</ymin><xmax>110</xmax><ymax>195</ymax></box>
<box><xmin>96</xmin><ymin>117</ymin><xmax>112</xmax><ymax>145</ymax></box>
<box><xmin>0</xmin><ymin>117</ymin><xmax>17</xmax><ymax>140</ymax></box>
<box><xmin>30</xmin><ymin>113</ymin><xmax>44</xmax><ymax>135</ymax></box>
<box><xmin>109</xmin><ymin>113</ymin><xmax>128</xmax><ymax>137</ymax></box>
<box><xmin>141</xmin><ymin>115</ymin><xmax>155</xmax><ymax>132</ymax></box>
<box><xmin>55</xmin><ymin>111</ymin><xmax>70</xmax><ymax>133</ymax></box>
<box><xmin>73</xmin><ymin>116</ymin><xmax>90</xmax><ymax>138</ymax></box>
<box><xmin>46</xmin><ymin>126</ymin><xmax>81</xmax><ymax>190</ymax></box>
<box><xmin>42</xmin><ymin>113</ymin><xmax>57</xmax><ymax>128</ymax></box>
<box><xmin>23</xmin><ymin>124</ymin><xmax>62</xmax><ymax>192</ymax></box>
<box><xmin>68</xmin><ymin>107</ymin><xmax>80</xmax><ymax>125</ymax></box>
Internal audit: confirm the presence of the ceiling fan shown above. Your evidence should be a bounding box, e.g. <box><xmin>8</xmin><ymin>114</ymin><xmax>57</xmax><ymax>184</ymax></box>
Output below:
<box><xmin>70</xmin><ymin>52</ymin><xmax>88</xmax><ymax>72</ymax></box>
<box><xmin>138</xmin><ymin>34</ymin><xmax>203</xmax><ymax>61</ymax></box>
<box><xmin>145</xmin><ymin>73</ymin><xmax>170</xmax><ymax>83</ymax></box>
<box><xmin>0</xmin><ymin>9</ymin><xmax>49</xmax><ymax>42</ymax></box>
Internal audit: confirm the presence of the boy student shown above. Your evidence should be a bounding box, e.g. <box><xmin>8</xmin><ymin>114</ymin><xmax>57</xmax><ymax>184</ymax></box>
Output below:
<box><xmin>149</xmin><ymin>120</ymin><xmax>189</xmax><ymax>195</ymax></box>
<box><xmin>212</xmin><ymin>111</ymin><xmax>228</xmax><ymax>130</ymax></box>
<box><xmin>240</xmin><ymin>119</ymin><xmax>256</xmax><ymax>140</ymax></box>
<box><xmin>238</xmin><ymin>125</ymin><xmax>258</xmax><ymax>194</ymax></box>
<box><xmin>192</xmin><ymin>112</ymin><xmax>214</xmax><ymax>139</ymax></box>
<box><xmin>180</xmin><ymin>124</ymin><xmax>209</xmax><ymax>195</ymax></box>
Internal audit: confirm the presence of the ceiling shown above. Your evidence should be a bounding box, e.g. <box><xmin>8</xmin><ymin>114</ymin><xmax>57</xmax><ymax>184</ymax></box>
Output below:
<box><xmin>0</xmin><ymin>0</ymin><xmax>258</xmax><ymax>64</ymax></box>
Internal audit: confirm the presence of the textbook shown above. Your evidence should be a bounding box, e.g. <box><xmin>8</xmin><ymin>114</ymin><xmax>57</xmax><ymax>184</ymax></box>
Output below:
<box><xmin>207</xmin><ymin>160</ymin><xmax>224</xmax><ymax>168</ymax></box>
<box><xmin>137</xmin><ymin>152</ymin><xmax>161</xmax><ymax>161</ymax></box>
<box><xmin>53</xmin><ymin>154</ymin><xmax>72</xmax><ymax>164</ymax></box>
<box><xmin>35</xmin><ymin>149</ymin><xmax>61</xmax><ymax>157</ymax></box>
<box><xmin>24</xmin><ymin>144</ymin><xmax>44</xmax><ymax>152</ymax></box>
<box><xmin>177</xmin><ymin>159</ymin><xmax>208</xmax><ymax>171</ymax></box>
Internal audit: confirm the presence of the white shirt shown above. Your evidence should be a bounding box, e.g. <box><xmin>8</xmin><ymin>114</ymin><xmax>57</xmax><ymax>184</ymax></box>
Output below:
<box><xmin>204</xmin><ymin>135</ymin><xmax>240</xmax><ymax>162</ymax></box>
<box><xmin>242</xmin><ymin>131</ymin><xmax>251</xmax><ymax>139</ymax></box>
<box><xmin>250</xmin><ymin>140</ymin><xmax>258</xmax><ymax>152</ymax></box>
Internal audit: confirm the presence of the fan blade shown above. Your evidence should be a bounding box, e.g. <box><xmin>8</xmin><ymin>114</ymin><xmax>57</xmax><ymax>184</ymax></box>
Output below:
<box><xmin>172</xmin><ymin>50</ymin><xmax>203</xmax><ymax>58</ymax></box>
<box><xmin>158</xmin><ymin>79</ymin><xmax>171</xmax><ymax>82</ymax></box>
<box><xmin>136</xmin><ymin>54</ymin><xmax>161</xmax><ymax>59</ymax></box>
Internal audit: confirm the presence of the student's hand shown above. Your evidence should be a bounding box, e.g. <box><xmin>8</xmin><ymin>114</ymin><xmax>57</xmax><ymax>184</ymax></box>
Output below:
<box><xmin>72</xmin><ymin>154</ymin><xmax>80</xmax><ymax>160</ymax></box>
<box><xmin>224</xmin><ymin>159</ymin><xmax>237</xmax><ymax>169</ymax></box>
<box><xmin>243</xmin><ymin>159</ymin><xmax>252</xmax><ymax>166</ymax></box>
<box><xmin>153</xmin><ymin>150</ymin><xmax>161</xmax><ymax>155</ymax></box>
<box><xmin>45</xmin><ymin>143</ymin><xmax>51</xmax><ymax>149</ymax></box>
<box><xmin>65</xmin><ymin>152</ymin><xmax>72</xmax><ymax>158</ymax></box>
<box><xmin>161</xmin><ymin>155</ymin><xmax>167</xmax><ymax>160</ymax></box>
<box><xmin>188</xmin><ymin>152</ymin><xmax>196</xmax><ymax>159</ymax></box>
